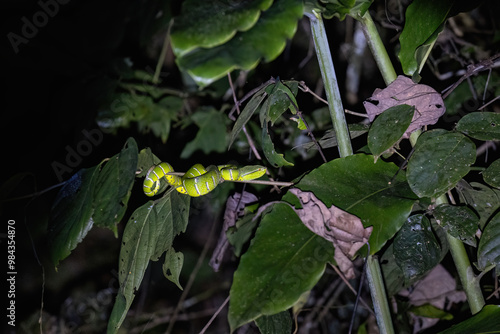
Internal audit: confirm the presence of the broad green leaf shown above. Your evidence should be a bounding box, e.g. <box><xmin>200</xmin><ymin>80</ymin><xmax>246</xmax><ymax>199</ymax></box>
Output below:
<box><xmin>255</xmin><ymin>311</ymin><xmax>293</xmax><ymax>334</ymax></box>
<box><xmin>262</xmin><ymin>122</ymin><xmax>294</xmax><ymax>167</ymax></box>
<box><xmin>398</xmin><ymin>0</ymin><xmax>453</xmax><ymax>76</ymax></box>
<box><xmin>93</xmin><ymin>138</ymin><xmax>138</xmax><ymax>234</ymax></box>
<box><xmin>393</xmin><ymin>214</ymin><xmax>441</xmax><ymax>285</ymax></box>
<box><xmin>170</xmin><ymin>0</ymin><xmax>273</xmax><ymax>57</ymax></box>
<box><xmin>229</xmin><ymin>85</ymin><xmax>269</xmax><ymax>148</ymax></box>
<box><xmin>382</xmin><ymin>217</ymin><xmax>449</xmax><ymax>296</ymax></box>
<box><xmin>228</xmin><ymin>203</ymin><xmax>334</xmax><ymax>331</ymax></box>
<box><xmin>294</xmin><ymin>154</ymin><xmax>418</xmax><ymax>254</ymax></box>
<box><xmin>407</xmin><ymin>130</ymin><xmax>476</xmax><ymax>198</ymax></box>
<box><xmin>107</xmin><ymin>191</ymin><xmax>190</xmax><ymax>333</ymax></box>
<box><xmin>477</xmin><ymin>211</ymin><xmax>500</xmax><ymax>275</ymax></box>
<box><xmin>181</xmin><ymin>108</ymin><xmax>229</xmax><ymax>158</ymax></box>
<box><xmin>311</xmin><ymin>0</ymin><xmax>373</xmax><ymax>20</ymax></box>
<box><xmin>455</xmin><ymin>112</ymin><xmax>500</xmax><ymax>141</ymax></box>
<box><xmin>367</xmin><ymin>104</ymin><xmax>415</xmax><ymax>160</ymax></box>
<box><xmin>483</xmin><ymin>158</ymin><xmax>500</xmax><ymax>188</ymax></box>
<box><xmin>48</xmin><ymin>167</ymin><xmax>99</xmax><ymax>267</ymax></box>
<box><xmin>227</xmin><ymin>214</ymin><xmax>259</xmax><ymax>257</ymax></box>
<box><xmin>456</xmin><ymin>181</ymin><xmax>500</xmax><ymax>229</ymax></box>
<box><xmin>438</xmin><ymin>305</ymin><xmax>500</xmax><ymax>334</ymax></box>
<box><xmin>175</xmin><ymin>0</ymin><xmax>303</xmax><ymax>87</ymax></box>
<box><xmin>163</xmin><ymin>247</ymin><xmax>184</xmax><ymax>290</ymax></box>
<box><xmin>433</xmin><ymin>204</ymin><xmax>478</xmax><ymax>247</ymax></box>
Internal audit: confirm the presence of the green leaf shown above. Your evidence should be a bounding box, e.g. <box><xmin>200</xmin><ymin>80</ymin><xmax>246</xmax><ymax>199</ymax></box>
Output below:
<box><xmin>97</xmin><ymin>93</ymin><xmax>182</xmax><ymax>143</ymax></box>
<box><xmin>409</xmin><ymin>303</ymin><xmax>453</xmax><ymax>320</ymax></box>
<box><xmin>175</xmin><ymin>0</ymin><xmax>303</xmax><ymax>87</ymax></box>
<box><xmin>93</xmin><ymin>138</ymin><xmax>138</xmax><ymax>235</ymax></box>
<box><xmin>255</xmin><ymin>311</ymin><xmax>293</xmax><ymax>334</ymax></box>
<box><xmin>398</xmin><ymin>0</ymin><xmax>453</xmax><ymax>76</ymax></box>
<box><xmin>455</xmin><ymin>112</ymin><xmax>500</xmax><ymax>141</ymax></box>
<box><xmin>170</xmin><ymin>0</ymin><xmax>273</xmax><ymax>57</ymax></box>
<box><xmin>136</xmin><ymin>148</ymin><xmax>161</xmax><ymax>178</ymax></box>
<box><xmin>262</xmin><ymin>122</ymin><xmax>294</xmax><ymax>167</ymax></box>
<box><xmin>48</xmin><ymin>167</ymin><xmax>99</xmax><ymax>267</ymax></box>
<box><xmin>228</xmin><ymin>203</ymin><xmax>334</xmax><ymax>331</ymax></box>
<box><xmin>294</xmin><ymin>154</ymin><xmax>418</xmax><ymax>254</ymax></box>
<box><xmin>143</xmin><ymin>96</ymin><xmax>182</xmax><ymax>143</ymax></box>
<box><xmin>227</xmin><ymin>214</ymin><xmax>259</xmax><ymax>257</ymax></box>
<box><xmin>477</xmin><ymin>211</ymin><xmax>500</xmax><ymax>275</ymax></box>
<box><xmin>229</xmin><ymin>85</ymin><xmax>269</xmax><ymax>148</ymax></box>
<box><xmin>407</xmin><ymin>130</ymin><xmax>476</xmax><ymax>198</ymax></box>
<box><xmin>393</xmin><ymin>214</ymin><xmax>441</xmax><ymax>285</ymax></box>
<box><xmin>181</xmin><ymin>108</ymin><xmax>229</xmax><ymax>158</ymax></box>
<box><xmin>108</xmin><ymin>191</ymin><xmax>190</xmax><ymax>333</ymax></box>
<box><xmin>312</xmin><ymin>0</ymin><xmax>373</xmax><ymax>21</ymax></box>
<box><xmin>483</xmin><ymin>158</ymin><xmax>500</xmax><ymax>188</ymax></box>
<box><xmin>367</xmin><ymin>104</ymin><xmax>415</xmax><ymax>160</ymax></box>
<box><xmin>433</xmin><ymin>204</ymin><xmax>479</xmax><ymax>247</ymax></box>
<box><xmin>260</xmin><ymin>80</ymin><xmax>299</xmax><ymax>125</ymax></box>
<box><xmin>457</xmin><ymin>181</ymin><xmax>500</xmax><ymax>229</ymax></box>
<box><xmin>163</xmin><ymin>247</ymin><xmax>184</xmax><ymax>290</ymax></box>
<box><xmin>438</xmin><ymin>305</ymin><xmax>500</xmax><ymax>334</ymax></box>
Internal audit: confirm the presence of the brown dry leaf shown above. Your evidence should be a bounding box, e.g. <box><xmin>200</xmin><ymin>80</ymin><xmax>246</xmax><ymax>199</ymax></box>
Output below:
<box><xmin>209</xmin><ymin>191</ymin><xmax>258</xmax><ymax>272</ymax></box>
<box><xmin>289</xmin><ymin>188</ymin><xmax>372</xmax><ymax>279</ymax></box>
<box><xmin>399</xmin><ymin>264</ymin><xmax>467</xmax><ymax>333</ymax></box>
<box><xmin>363</xmin><ymin>75</ymin><xmax>445</xmax><ymax>137</ymax></box>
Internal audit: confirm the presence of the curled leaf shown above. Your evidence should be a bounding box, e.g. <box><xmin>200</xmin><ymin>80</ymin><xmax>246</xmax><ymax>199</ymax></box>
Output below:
<box><xmin>210</xmin><ymin>192</ymin><xmax>258</xmax><ymax>271</ymax></box>
<box><xmin>289</xmin><ymin>188</ymin><xmax>372</xmax><ymax>279</ymax></box>
<box><xmin>363</xmin><ymin>76</ymin><xmax>445</xmax><ymax>138</ymax></box>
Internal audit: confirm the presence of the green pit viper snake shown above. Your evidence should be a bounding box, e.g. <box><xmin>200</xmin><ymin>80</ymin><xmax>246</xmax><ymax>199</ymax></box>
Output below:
<box><xmin>143</xmin><ymin>162</ymin><xmax>267</xmax><ymax>197</ymax></box>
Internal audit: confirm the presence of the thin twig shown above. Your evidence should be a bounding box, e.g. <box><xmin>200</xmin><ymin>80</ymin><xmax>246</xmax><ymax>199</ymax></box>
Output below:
<box><xmin>165</xmin><ymin>217</ymin><xmax>219</xmax><ymax>334</ymax></box>
<box><xmin>199</xmin><ymin>296</ymin><xmax>230</xmax><ymax>334</ymax></box>
<box><xmin>227</xmin><ymin>73</ymin><xmax>263</xmax><ymax>161</ymax></box>
<box><xmin>153</xmin><ymin>20</ymin><xmax>173</xmax><ymax>85</ymax></box>
<box><xmin>228</xmin><ymin>77</ymin><xmax>276</xmax><ymax>120</ymax></box>
<box><xmin>298</xmin><ymin>81</ymin><xmax>329</xmax><ymax>105</ymax></box>
<box><xmin>285</xmin><ymin>93</ymin><xmax>327</xmax><ymax>163</ymax></box>
<box><xmin>442</xmin><ymin>53</ymin><xmax>500</xmax><ymax>99</ymax></box>
<box><xmin>330</xmin><ymin>264</ymin><xmax>374</xmax><ymax>315</ymax></box>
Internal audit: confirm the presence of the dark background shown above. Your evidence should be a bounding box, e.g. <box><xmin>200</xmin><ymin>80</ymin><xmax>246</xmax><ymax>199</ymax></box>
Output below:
<box><xmin>2</xmin><ymin>0</ymin><xmax>500</xmax><ymax>333</ymax></box>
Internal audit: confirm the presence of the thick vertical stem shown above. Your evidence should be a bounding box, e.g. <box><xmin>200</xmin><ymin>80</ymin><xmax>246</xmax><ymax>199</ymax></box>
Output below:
<box><xmin>308</xmin><ymin>9</ymin><xmax>395</xmax><ymax>332</ymax></box>
<box><xmin>366</xmin><ymin>255</ymin><xmax>395</xmax><ymax>334</ymax></box>
<box><xmin>358</xmin><ymin>11</ymin><xmax>397</xmax><ymax>85</ymax></box>
<box><xmin>307</xmin><ymin>10</ymin><xmax>353</xmax><ymax>158</ymax></box>
<box><xmin>436</xmin><ymin>196</ymin><xmax>485</xmax><ymax>314</ymax></box>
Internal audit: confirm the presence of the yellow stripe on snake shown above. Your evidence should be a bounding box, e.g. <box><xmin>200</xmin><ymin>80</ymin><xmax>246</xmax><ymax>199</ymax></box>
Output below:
<box><xmin>143</xmin><ymin>162</ymin><xmax>267</xmax><ymax>197</ymax></box>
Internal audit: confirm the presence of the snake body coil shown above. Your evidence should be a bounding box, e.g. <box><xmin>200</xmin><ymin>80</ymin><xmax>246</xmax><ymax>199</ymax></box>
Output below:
<box><xmin>143</xmin><ymin>163</ymin><xmax>266</xmax><ymax>197</ymax></box>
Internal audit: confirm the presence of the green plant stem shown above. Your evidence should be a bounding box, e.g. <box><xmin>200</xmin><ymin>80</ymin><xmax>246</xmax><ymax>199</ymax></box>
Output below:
<box><xmin>358</xmin><ymin>11</ymin><xmax>397</xmax><ymax>85</ymax></box>
<box><xmin>306</xmin><ymin>10</ymin><xmax>353</xmax><ymax>158</ymax></box>
<box><xmin>435</xmin><ymin>195</ymin><xmax>485</xmax><ymax>314</ymax></box>
<box><xmin>308</xmin><ymin>9</ymin><xmax>395</xmax><ymax>332</ymax></box>
<box><xmin>366</xmin><ymin>255</ymin><xmax>395</xmax><ymax>334</ymax></box>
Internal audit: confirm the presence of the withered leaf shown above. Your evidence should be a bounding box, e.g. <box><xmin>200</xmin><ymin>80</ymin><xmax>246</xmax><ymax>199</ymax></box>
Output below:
<box><xmin>209</xmin><ymin>191</ymin><xmax>258</xmax><ymax>272</ymax></box>
<box><xmin>399</xmin><ymin>264</ymin><xmax>466</xmax><ymax>333</ymax></box>
<box><xmin>289</xmin><ymin>188</ymin><xmax>372</xmax><ymax>279</ymax></box>
<box><xmin>363</xmin><ymin>75</ymin><xmax>445</xmax><ymax>138</ymax></box>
